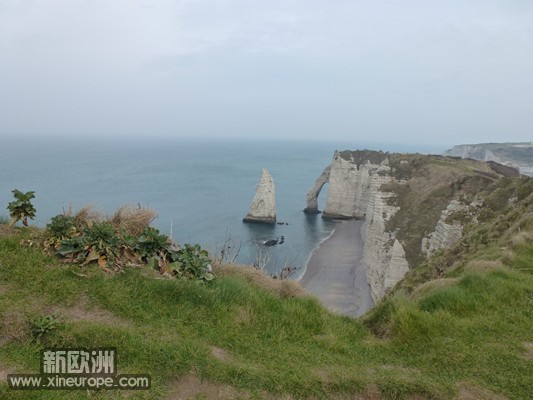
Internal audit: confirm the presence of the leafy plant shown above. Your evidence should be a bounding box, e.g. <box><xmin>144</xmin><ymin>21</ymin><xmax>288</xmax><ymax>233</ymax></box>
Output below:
<box><xmin>134</xmin><ymin>227</ymin><xmax>169</xmax><ymax>260</ymax></box>
<box><xmin>7</xmin><ymin>189</ymin><xmax>36</xmax><ymax>226</ymax></box>
<box><xmin>30</xmin><ymin>313</ymin><xmax>63</xmax><ymax>341</ymax></box>
<box><xmin>167</xmin><ymin>244</ymin><xmax>214</xmax><ymax>282</ymax></box>
<box><xmin>82</xmin><ymin>222</ymin><xmax>120</xmax><ymax>267</ymax></box>
<box><xmin>46</xmin><ymin>214</ymin><xmax>75</xmax><ymax>241</ymax></box>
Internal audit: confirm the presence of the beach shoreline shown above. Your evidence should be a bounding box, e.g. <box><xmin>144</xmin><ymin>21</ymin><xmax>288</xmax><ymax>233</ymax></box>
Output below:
<box><xmin>300</xmin><ymin>220</ymin><xmax>373</xmax><ymax>317</ymax></box>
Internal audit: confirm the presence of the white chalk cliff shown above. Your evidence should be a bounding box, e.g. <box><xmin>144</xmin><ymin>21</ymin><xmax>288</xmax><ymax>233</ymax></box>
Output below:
<box><xmin>309</xmin><ymin>151</ymin><xmax>409</xmax><ymax>301</ymax></box>
<box><xmin>445</xmin><ymin>143</ymin><xmax>533</xmax><ymax>176</ymax></box>
<box><xmin>307</xmin><ymin>150</ymin><xmax>503</xmax><ymax>303</ymax></box>
<box><xmin>360</xmin><ymin>159</ymin><xmax>410</xmax><ymax>302</ymax></box>
<box><xmin>323</xmin><ymin>154</ymin><xmax>370</xmax><ymax>218</ymax></box>
<box><xmin>243</xmin><ymin>169</ymin><xmax>276</xmax><ymax>224</ymax></box>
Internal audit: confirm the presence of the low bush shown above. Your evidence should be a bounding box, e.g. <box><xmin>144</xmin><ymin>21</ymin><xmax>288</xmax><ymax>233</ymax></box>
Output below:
<box><xmin>44</xmin><ymin>206</ymin><xmax>213</xmax><ymax>282</ymax></box>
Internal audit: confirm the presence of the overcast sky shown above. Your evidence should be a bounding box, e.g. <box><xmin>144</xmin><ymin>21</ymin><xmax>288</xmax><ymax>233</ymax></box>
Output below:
<box><xmin>1</xmin><ymin>0</ymin><xmax>532</xmax><ymax>146</ymax></box>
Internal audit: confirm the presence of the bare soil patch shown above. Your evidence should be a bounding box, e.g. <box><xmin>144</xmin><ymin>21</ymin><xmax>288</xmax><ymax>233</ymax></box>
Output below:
<box><xmin>52</xmin><ymin>294</ymin><xmax>127</xmax><ymax>326</ymax></box>
<box><xmin>521</xmin><ymin>342</ymin><xmax>533</xmax><ymax>360</ymax></box>
<box><xmin>457</xmin><ymin>383</ymin><xmax>508</xmax><ymax>400</ymax></box>
<box><xmin>165</xmin><ymin>373</ymin><xmax>254</xmax><ymax>400</ymax></box>
<box><xmin>0</xmin><ymin>310</ymin><xmax>29</xmax><ymax>344</ymax></box>
<box><xmin>210</xmin><ymin>346</ymin><xmax>231</xmax><ymax>362</ymax></box>
<box><xmin>0</xmin><ymin>225</ymin><xmax>16</xmax><ymax>236</ymax></box>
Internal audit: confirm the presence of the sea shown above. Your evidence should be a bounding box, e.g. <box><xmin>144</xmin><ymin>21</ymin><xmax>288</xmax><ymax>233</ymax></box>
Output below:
<box><xmin>0</xmin><ymin>137</ymin><xmax>444</xmax><ymax>279</ymax></box>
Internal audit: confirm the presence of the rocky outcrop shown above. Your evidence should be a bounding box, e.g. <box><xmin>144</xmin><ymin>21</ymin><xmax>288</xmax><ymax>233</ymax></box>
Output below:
<box><xmin>243</xmin><ymin>169</ymin><xmax>276</xmax><ymax>224</ymax></box>
<box><xmin>322</xmin><ymin>151</ymin><xmax>387</xmax><ymax>219</ymax></box>
<box><xmin>304</xmin><ymin>165</ymin><xmax>331</xmax><ymax>214</ymax></box>
<box><xmin>445</xmin><ymin>143</ymin><xmax>533</xmax><ymax>176</ymax></box>
<box><xmin>422</xmin><ymin>197</ymin><xmax>483</xmax><ymax>258</ymax></box>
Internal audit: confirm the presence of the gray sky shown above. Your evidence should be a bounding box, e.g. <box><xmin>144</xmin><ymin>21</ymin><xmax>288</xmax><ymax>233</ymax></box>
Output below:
<box><xmin>1</xmin><ymin>0</ymin><xmax>532</xmax><ymax>146</ymax></box>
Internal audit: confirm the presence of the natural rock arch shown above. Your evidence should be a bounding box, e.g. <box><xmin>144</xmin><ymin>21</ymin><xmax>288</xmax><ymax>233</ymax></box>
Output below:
<box><xmin>303</xmin><ymin>165</ymin><xmax>331</xmax><ymax>214</ymax></box>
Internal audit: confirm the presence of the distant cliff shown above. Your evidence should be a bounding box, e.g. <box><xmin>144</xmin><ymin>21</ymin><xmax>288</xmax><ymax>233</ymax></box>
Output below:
<box><xmin>445</xmin><ymin>142</ymin><xmax>533</xmax><ymax>176</ymax></box>
<box><xmin>307</xmin><ymin>150</ymin><xmax>522</xmax><ymax>302</ymax></box>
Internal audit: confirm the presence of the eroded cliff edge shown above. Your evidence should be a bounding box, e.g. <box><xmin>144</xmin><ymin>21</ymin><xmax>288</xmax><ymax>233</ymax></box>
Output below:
<box><xmin>308</xmin><ymin>150</ymin><xmax>520</xmax><ymax>302</ymax></box>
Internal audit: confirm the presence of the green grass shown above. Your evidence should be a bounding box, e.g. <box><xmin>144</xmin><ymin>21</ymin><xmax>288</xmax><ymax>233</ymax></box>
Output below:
<box><xmin>1</xmin><ymin>207</ymin><xmax>533</xmax><ymax>399</ymax></box>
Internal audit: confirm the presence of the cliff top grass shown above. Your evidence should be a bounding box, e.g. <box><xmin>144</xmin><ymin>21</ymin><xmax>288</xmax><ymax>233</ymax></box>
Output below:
<box><xmin>338</xmin><ymin>150</ymin><xmax>389</xmax><ymax>168</ymax></box>
<box><xmin>1</xmin><ymin>196</ymin><xmax>533</xmax><ymax>399</ymax></box>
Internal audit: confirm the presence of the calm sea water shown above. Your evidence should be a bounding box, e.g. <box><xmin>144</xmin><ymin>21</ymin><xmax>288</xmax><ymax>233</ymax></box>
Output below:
<box><xmin>0</xmin><ymin>137</ymin><xmax>443</xmax><ymax>278</ymax></box>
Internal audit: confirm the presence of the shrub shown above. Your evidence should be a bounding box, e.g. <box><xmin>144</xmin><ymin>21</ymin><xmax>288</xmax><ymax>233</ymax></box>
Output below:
<box><xmin>7</xmin><ymin>189</ymin><xmax>36</xmax><ymax>226</ymax></box>
<box><xmin>46</xmin><ymin>214</ymin><xmax>75</xmax><ymax>240</ymax></box>
<box><xmin>134</xmin><ymin>226</ymin><xmax>169</xmax><ymax>260</ymax></box>
<box><xmin>44</xmin><ymin>206</ymin><xmax>214</xmax><ymax>281</ymax></box>
<box><xmin>166</xmin><ymin>244</ymin><xmax>213</xmax><ymax>282</ymax></box>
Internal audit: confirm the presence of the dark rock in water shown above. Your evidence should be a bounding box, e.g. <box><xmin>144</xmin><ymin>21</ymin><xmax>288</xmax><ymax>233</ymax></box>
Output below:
<box><xmin>276</xmin><ymin>222</ymin><xmax>285</xmax><ymax>225</ymax></box>
<box><xmin>263</xmin><ymin>235</ymin><xmax>285</xmax><ymax>247</ymax></box>
<box><xmin>303</xmin><ymin>208</ymin><xmax>322</xmax><ymax>214</ymax></box>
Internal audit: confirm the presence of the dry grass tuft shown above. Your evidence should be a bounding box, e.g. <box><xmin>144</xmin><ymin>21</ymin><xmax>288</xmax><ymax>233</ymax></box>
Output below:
<box><xmin>72</xmin><ymin>205</ymin><xmax>104</xmax><ymax>227</ymax></box>
<box><xmin>509</xmin><ymin>230</ymin><xmax>533</xmax><ymax>247</ymax></box>
<box><xmin>214</xmin><ymin>264</ymin><xmax>307</xmax><ymax>298</ymax></box>
<box><xmin>411</xmin><ymin>278</ymin><xmax>459</xmax><ymax>298</ymax></box>
<box><xmin>110</xmin><ymin>205</ymin><xmax>156</xmax><ymax>236</ymax></box>
<box><xmin>465</xmin><ymin>260</ymin><xmax>505</xmax><ymax>273</ymax></box>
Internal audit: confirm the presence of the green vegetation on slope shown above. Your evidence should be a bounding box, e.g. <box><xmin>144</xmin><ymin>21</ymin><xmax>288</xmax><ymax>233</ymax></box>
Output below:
<box><xmin>0</xmin><ymin>178</ymin><xmax>532</xmax><ymax>399</ymax></box>
<box><xmin>383</xmin><ymin>154</ymin><xmax>525</xmax><ymax>267</ymax></box>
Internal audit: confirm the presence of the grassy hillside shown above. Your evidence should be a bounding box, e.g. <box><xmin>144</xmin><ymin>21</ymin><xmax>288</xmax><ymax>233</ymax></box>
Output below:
<box><xmin>0</xmin><ymin>181</ymin><xmax>532</xmax><ymax>399</ymax></box>
<box><xmin>383</xmin><ymin>154</ymin><xmax>519</xmax><ymax>267</ymax></box>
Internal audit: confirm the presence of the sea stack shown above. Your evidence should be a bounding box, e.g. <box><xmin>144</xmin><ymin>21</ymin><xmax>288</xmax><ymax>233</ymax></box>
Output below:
<box><xmin>243</xmin><ymin>169</ymin><xmax>276</xmax><ymax>224</ymax></box>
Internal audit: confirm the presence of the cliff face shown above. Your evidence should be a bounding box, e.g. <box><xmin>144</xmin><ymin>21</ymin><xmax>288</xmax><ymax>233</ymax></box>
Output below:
<box><xmin>322</xmin><ymin>151</ymin><xmax>388</xmax><ymax>219</ymax></box>
<box><xmin>243</xmin><ymin>169</ymin><xmax>276</xmax><ymax>224</ymax></box>
<box><xmin>359</xmin><ymin>158</ymin><xmax>410</xmax><ymax>301</ymax></box>
<box><xmin>445</xmin><ymin>143</ymin><xmax>532</xmax><ymax>176</ymax></box>
<box><xmin>309</xmin><ymin>151</ymin><xmax>514</xmax><ymax>302</ymax></box>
